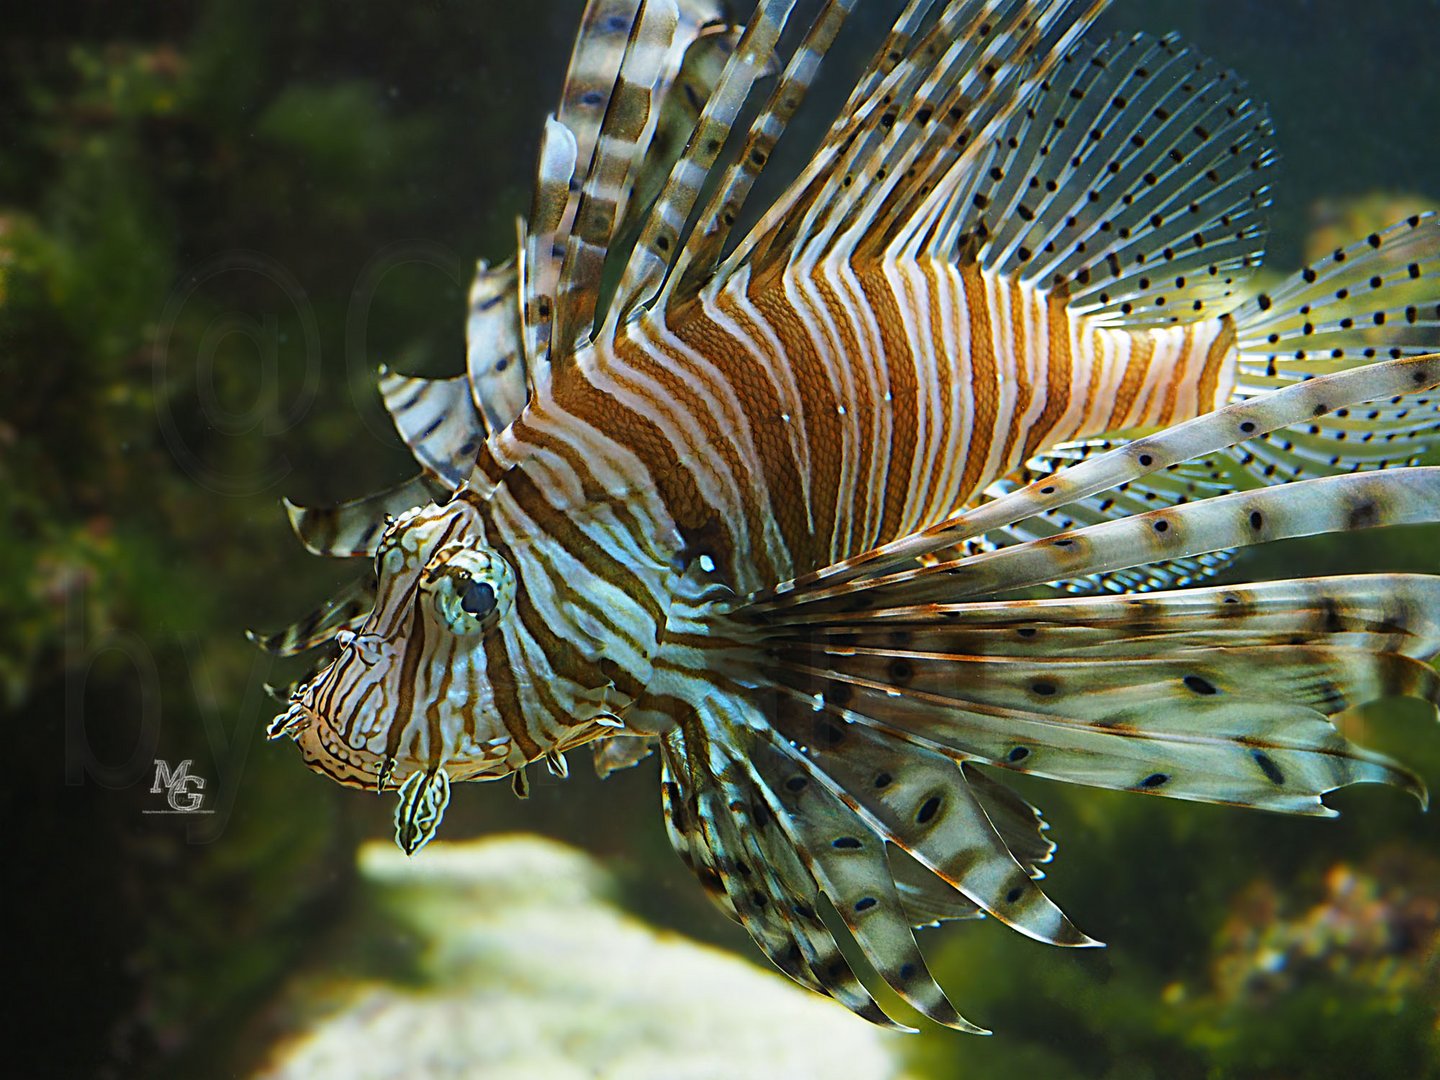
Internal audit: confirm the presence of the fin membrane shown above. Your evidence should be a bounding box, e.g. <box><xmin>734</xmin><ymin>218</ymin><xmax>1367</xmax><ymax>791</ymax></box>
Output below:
<box><xmin>1230</xmin><ymin>212</ymin><xmax>1440</xmax><ymax>482</ymax></box>
<box><xmin>283</xmin><ymin>473</ymin><xmax>442</xmax><ymax>558</ymax></box>
<box><xmin>959</xmin><ymin>32</ymin><xmax>1275</xmax><ymax>325</ymax></box>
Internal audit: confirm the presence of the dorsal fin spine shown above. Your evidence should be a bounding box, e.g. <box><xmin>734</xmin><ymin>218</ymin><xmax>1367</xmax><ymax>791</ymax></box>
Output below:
<box><xmin>605</xmin><ymin>0</ymin><xmax>801</xmax><ymax>331</ymax></box>
<box><xmin>552</xmin><ymin>0</ymin><xmax>684</xmax><ymax>359</ymax></box>
<box><xmin>667</xmin><ymin>0</ymin><xmax>860</xmax><ymax>311</ymax></box>
<box><xmin>874</xmin><ymin>2</ymin><xmax>1114</xmax><ymax>262</ymax></box>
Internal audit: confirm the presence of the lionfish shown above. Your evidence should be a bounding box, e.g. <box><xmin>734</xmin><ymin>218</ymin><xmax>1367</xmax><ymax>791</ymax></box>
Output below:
<box><xmin>258</xmin><ymin>0</ymin><xmax>1440</xmax><ymax>1031</ymax></box>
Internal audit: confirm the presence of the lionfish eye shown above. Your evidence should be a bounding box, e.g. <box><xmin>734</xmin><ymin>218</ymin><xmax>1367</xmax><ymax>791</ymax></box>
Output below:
<box><xmin>421</xmin><ymin>543</ymin><xmax>514</xmax><ymax>637</ymax></box>
<box><xmin>460</xmin><ymin>580</ymin><xmax>496</xmax><ymax>619</ymax></box>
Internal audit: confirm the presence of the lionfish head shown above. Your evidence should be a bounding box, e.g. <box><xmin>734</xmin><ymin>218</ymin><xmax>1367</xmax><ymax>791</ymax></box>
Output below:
<box><xmin>270</xmin><ymin>497</ymin><xmax>533</xmax><ymax>794</ymax></box>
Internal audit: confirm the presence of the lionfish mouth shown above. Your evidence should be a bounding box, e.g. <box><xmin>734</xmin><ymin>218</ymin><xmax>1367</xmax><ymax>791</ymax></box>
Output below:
<box><xmin>268</xmin><ymin>693</ymin><xmax>527</xmax><ymax>792</ymax></box>
<box><xmin>266</xmin><ymin>696</ymin><xmax>385</xmax><ymax>791</ymax></box>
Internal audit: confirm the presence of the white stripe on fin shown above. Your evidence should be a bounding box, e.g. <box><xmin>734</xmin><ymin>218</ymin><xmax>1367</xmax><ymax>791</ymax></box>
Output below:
<box><xmin>379</xmin><ymin>371</ymin><xmax>487</xmax><ymax>490</ymax></box>
<box><xmin>465</xmin><ymin>257</ymin><xmax>530</xmax><ymax>432</ymax></box>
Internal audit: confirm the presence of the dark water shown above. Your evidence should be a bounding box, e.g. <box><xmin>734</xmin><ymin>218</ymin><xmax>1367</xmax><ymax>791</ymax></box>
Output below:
<box><xmin>6</xmin><ymin>1</ymin><xmax>1439</xmax><ymax>1076</ymax></box>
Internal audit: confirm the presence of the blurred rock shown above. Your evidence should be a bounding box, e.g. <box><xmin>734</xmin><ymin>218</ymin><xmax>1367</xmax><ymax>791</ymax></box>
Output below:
<box><xmin>1304</xmin><ymin>193</ymin><xmax>1438</xmax><ymax>264</ymax></box>
<box><xmin>251</xmin><ymin>835</ymin><xmax>909</xmax><ymax>1080</ymax></box>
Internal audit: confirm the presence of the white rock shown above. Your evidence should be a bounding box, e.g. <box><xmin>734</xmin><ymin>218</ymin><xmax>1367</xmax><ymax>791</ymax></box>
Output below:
<box><xmin>252</xmin><ymin>834</ymin><xmax>910</xmax><ymax>1080</ymax></box>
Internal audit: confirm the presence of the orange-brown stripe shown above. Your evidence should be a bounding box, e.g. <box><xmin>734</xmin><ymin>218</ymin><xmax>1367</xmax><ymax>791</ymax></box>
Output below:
<box><xmin>1198</xmin><ymin>314</ymin><xmax>1237</xmax><ymax>411</ymax></box>
<box><xmin>956</xmin><ymin>264</ymin><xmax>998</xmax><ymax>504</ymax></box>
<box><xmin>1105</xmin><ymin>331</ymin><xmax>1155</xmax><ymax>430</ymax></box>
<box><xmin>1024</xmin><ymin>289</ymin><xmax>1075</xmax><ymax>459</ymax></box>
<box><xmin>997</xmin><ymin>276</ymin><xmax>1034</xmax><ymax>472</ymax></box>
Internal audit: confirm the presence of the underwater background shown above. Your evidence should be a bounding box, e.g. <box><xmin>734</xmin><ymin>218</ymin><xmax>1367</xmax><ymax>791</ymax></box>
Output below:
<box><xmin>6</xmin><ymin>1</ymin><xmax>1439</xmax><ymax>1076</ymax></box>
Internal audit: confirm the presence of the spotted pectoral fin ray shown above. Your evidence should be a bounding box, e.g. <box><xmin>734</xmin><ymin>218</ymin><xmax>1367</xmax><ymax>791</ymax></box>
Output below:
<box><xmin>972</xmin><ymin>439</ymin><xmax>1236</xmax><ymax>593</ymax></box>
<box><xmin>660</xmin><ymin>731</ymin><xmax>890</xmax><ymax>1021</ymax></box>
<box><xmin>395</xmin><ymin>768</ymin><xmax>451</xmax><ymax>856</ymax></box>
<box><xmin>283</xmin><ymin>473</ymin><xmax>442</xmax><ymax>558</ymax></box>
<box><xmin>767</xmin><ymin>642</ymin><xmax>1432</xmax><ymax>816</ymax></box>
<box><xmin>661</xmin><ymin>680</ymin><xmax>1101</xmax><ymax>1032</ymax></box>
<box><xmin>782</xmin><ymin>467</ymin><xmax>1440</xmax><ymax>621</ymax></box>
<box><xmin>764</xmin><ymin>684</ymin><xmax>1092</xmax><ymax>946</ymax></box>
<box><xmin>661</xmin><ymin>714</ymin><xmax>941</xmax><ymax>1031</ymax></box>
<box><xmin>777</xmin><ymin>574</ymin><xmax>1440</xmax><ymax>662</ymax></box>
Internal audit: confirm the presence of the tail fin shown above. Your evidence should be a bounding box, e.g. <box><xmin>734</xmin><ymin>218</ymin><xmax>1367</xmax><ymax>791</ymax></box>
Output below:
<box><xmin>1228</xmin><ymin>212</ymin><xmax>1440</xmax><ymax>482</ymax></box>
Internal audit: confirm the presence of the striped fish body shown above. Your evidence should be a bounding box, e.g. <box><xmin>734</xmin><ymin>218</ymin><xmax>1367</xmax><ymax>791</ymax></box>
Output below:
<box><xmin>557</xmin><ymin>261</ymin><xmax>1238</xmax><ymax>589</ymax></box>
<box><xmin>261</xmin><ymin>0</ymin><xmax>1440</xmax><ymax>1033</ymax></box>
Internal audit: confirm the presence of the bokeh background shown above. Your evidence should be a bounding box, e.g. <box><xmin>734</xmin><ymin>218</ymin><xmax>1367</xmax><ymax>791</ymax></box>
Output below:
<box><xmin>5</xmin><ymin>1</ymin><xmax>1439</xmax><ymax>1076</ymax></box>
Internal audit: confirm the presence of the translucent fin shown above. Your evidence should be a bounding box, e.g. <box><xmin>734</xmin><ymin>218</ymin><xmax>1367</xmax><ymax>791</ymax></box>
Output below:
<box><xmin>740</xmin><ymin>722</ymin><xmax>996</xmax><ymax>1032</ymax></box>
<box><xmin>246</xmin><ymin>574</ymin><xmax>376</xmax><ymax>657</ymax></box>
<box><xmin>768</xmin><ymin>638</ymin><xmax>1431</xmax><ymax>816</ymax></box>
<box><xmin>282</xmin><ymin>473</ymin><xmax>439</xmax><ymax>558</ymax></box>
<box><xmin>953</xmin><ymin>33</ymin><xmax>1275</xmax><ymax>325</ymax></box>
<box><xmin>378</xmin><ymin>371</ymin><xmax>486</xmax><ymax>490</ymax></box>
<box><xmin>1230</xmin><ymin>212</ymin><xmax>1440</xmax><ymax>481</ymax></box>
<box><xmin>590</xmin><ymin>733</ymin><xmax>657</xmax><ymax>777</ymax></box>
<box><xmin>891</xmin><ymin>846</ymin><xmax>986</xmax><ymax>927</ymax></box>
